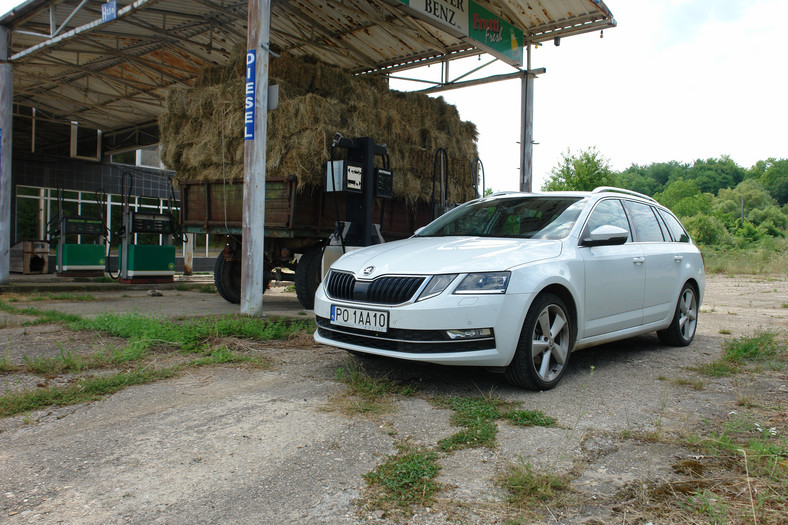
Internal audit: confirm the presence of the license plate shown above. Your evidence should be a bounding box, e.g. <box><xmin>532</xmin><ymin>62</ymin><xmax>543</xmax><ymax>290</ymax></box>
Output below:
<box><xmin>330</xmin><ymin>305</ymin><xmax>388</xmax><ymax>333</ymax></box>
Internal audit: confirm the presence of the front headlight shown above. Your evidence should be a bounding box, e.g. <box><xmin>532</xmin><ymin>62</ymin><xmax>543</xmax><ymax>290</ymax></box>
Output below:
<box><xmin>416</xmin><ymin>274</ymin><xmax>458</xmax><ymax>301</ymax></box>
<box><xmin>454</xmin><ymin>272</ymin><xmax>510</xmax><ymax>294</ymax></box>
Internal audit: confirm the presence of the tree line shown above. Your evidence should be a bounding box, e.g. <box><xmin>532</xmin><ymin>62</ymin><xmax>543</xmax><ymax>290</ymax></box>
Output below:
<box><xmin>542</xmin><ymin>149</ymin><xmax>788</xmax><ymax>247</ymax></box>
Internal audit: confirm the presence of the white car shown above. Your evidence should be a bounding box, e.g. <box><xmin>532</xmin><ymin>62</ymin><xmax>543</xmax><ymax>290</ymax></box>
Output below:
<box><xmin>313</xmin><ymin>187</ymin><xmax>705</xmax><ymax>390</ymax></box>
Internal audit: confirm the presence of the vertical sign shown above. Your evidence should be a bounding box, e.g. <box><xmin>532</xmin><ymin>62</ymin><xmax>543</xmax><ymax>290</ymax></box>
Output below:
<box><xmin>244</xmin><ymin>50</ymin><xmax>256</xmax><ymax>140</ymax></box>
<box><xmin>101</xmin><ymin>1</ymin><xmax>117</xmax><ymax>23</ymax></box>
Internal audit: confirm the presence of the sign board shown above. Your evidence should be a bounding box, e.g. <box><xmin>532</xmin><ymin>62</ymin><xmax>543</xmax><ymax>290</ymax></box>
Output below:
<box><xmin>101</xmin><ymin>1</ymin><xmax>117</xmax><ymax>23</ymax></box>
<box><xmin>398</xmin><ymin>0</ymin><xmax>522</xmax><ymax>66</ymax></box>
<box><xmin>244</xmin><ymin>50</ymin><xmax>256</xmax><ymax>140</ymax></box>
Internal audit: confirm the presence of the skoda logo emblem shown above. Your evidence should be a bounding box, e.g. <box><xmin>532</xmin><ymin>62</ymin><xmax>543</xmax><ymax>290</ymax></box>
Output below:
<box><xmin>362</xmin><ymin>266</ymin><xmax>375</xmax><ymax>276</ymax></box>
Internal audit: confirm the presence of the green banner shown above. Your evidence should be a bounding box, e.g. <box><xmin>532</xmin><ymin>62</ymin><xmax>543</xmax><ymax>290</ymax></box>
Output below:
<box><xmin>399</xmin><ymin>0</ymin><xmax>522</xmax><ymax>66</ymax></box>
<box><xmin>468</xmin><ymin>2</ymin><xmax>522</xmax><ymax>65</ymax></box>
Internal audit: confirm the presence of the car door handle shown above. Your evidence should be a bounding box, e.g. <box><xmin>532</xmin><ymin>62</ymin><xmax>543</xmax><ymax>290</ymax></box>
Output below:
<box><xmin>674</xmin><ymin>255</ymin><xmax>684</xmax><ymax>263</ymax></box>
<box><xmin>633</xmin><ymin>257</ymin><xmax>645</xmax><ymax>265</ymax></box>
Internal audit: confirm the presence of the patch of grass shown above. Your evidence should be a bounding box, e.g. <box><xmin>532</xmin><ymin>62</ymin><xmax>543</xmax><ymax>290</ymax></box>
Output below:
<box><xmin>671</xmin><ymin>377</ymin><xmax>706</xmax><ymax>390</ymax></box>
<box><xmin>694</xmin><ymin>361</ymin><xmax>738</xmax><ymax>378</ymax></box>
<box><xmin>722</xmin><ymin>332</ymin><xmax>785</xmax><ymax>364</ymax></box>
<box><xmin>719</xmin><ymin>328</ymin><xmax>732</xmax><ymax>335</ymax></box>
<box><xmin>29</xmin><ymin>293</ymin><xmax>96</xmax><ymax>302</ymax></box>
<box><xmin>363</xmin><ymin>443</ymin><xmax>441</xmax><ymax>510</ymax></box>
<box><xmin>23</xmin><ymin>345</ymin><xmax>90</xmax><ymax>375</ymax></box>
<box><xmin>0</xmin><ymin>304</ymin><xmax>315</xmax><ymax>417</ymax></box>
<box><xmin>330</xmin><ymin>361</ymin><xmax>415</xmax><ymax>415</ymax></box>
<box><xmin>695</xmin><ymin>332</ymin><xmax>787</xmax><ymax>379</ymax></box>
<box><xmin>0</xmin><ymin>367</ymin><xmax>179</xmax><ymax>418</ymax></box>
<box><xmin>197</xmin><ymin>284</ymin><xmax>216</xmax><ymax>294</ymax></box>
<box><xmin>284</xmin><ymin>285</ymin><xmax>296</xmax><ymax>293</ymax></box>
<box><xmin>189</xmin><ymin>346</ymin><xmax>269</xmax><ymax>368</ymax></box>
<box><xmin>432</xmin><ymin>395</ymin><xmax>555</xmax><ymax>452</ymax></box>
<box><xmin>500</xmin><ymin>459</ymin><xmax>570</xmax><ymax>509</ymax></box>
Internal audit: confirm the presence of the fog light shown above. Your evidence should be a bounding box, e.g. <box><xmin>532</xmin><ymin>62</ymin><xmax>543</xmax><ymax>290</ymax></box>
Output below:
<box><xmin>446</xmin><ymin>328</ymin><xmax>493</xmax><ymax>340</ymax></box>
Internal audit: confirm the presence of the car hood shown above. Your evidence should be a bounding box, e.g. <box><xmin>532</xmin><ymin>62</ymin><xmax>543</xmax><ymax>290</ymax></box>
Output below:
<box><xmin>331</xmin><ymin>237</ymin><xmax>562</xmax><ymax>278</ymax></box>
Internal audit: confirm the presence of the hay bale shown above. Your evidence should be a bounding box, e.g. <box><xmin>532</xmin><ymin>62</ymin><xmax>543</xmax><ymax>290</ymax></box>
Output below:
<box><xmin>159</xmin><ymin>51</ymin><xmax>478</xmax><ymax>203</ymax></box>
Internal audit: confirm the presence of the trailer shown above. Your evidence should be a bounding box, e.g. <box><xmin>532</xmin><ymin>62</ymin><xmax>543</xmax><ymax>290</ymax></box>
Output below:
<box><xmin>179</xmin><ymin>173</ymin><xmax>433</xmax><ymax>309</ymax></box>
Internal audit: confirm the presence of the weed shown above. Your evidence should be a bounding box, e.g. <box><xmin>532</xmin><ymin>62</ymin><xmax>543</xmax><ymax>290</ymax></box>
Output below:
<box><xmin>500</xmin><ymin>459</ymin><xmax>570</xmax><ymax>509</ymax></box>
<box><xmin>363</xmin><ymin>443</ymin><xmax>441</xmax><ymax>510</ymax></box>
<box><xmin>672</xmin><ymin>377</ymin><xmax>706</xmax><ymax>389</ymax></box>
<box><xmin>719</xmin><ymin>328</ymin><xmax>732</xmax><ymax>335</ymax></box>
<box><xmin>197</xmin><ymin>285</ymin><xmax>216</xmax><ymax>294</ymax></box>
<box><xmin>331</xmin><ymin>361</ymin><xmax>414</xmax><ymax>415</ymax></box>
<box><xmin>432</xmin><ymin>394</ymin><xmax>554</xmax><ymax>452</ymax></box>
<box><xmin>723</xmin><ymin>332</ymin><xmax>784</xmax><ymax>364</ymax></box>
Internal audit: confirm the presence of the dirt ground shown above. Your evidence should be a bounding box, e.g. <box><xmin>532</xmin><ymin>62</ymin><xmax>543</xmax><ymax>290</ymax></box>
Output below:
<box><xmin>0</xmin><ymin>275</ymin><xmax>786</xmax><ymax>524</ymax></box>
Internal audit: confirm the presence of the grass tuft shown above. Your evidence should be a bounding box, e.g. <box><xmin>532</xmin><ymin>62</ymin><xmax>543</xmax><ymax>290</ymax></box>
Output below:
<box><xmin>363</xmin><ymin>443</ymin><xmax>441</xmax><ymax>509</ymax></box>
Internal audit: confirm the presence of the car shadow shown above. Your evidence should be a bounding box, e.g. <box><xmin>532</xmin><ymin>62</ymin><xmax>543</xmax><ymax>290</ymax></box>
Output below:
<box><xmin>344</xmin><ymin>333</ymin><xmax>714</xmax><ymax>395</ymax></box>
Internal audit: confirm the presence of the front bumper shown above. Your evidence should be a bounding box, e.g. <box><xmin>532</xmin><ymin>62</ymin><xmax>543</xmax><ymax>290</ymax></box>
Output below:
<box><xmin>313</xmin><ymin>284</ymin><xmax>530</xmax><ymax>367</ymax></box>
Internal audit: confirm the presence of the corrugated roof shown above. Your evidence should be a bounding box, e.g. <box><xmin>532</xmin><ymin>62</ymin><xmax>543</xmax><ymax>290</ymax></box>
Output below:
<box><xmin>1</xmin><ymin>0</ymin><xmax>615</xmax><ymax>151</ymax></box>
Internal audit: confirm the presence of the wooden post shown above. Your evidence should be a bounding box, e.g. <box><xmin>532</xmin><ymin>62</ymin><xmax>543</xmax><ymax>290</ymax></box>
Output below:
<box><xmin>241</xmin><ymin>0</ymin><xmax>271</xmax><ymax>315</ymax></box>
<box><xmin>0</xmin><ymin>26</ymin><xmax>12</xmax><ymax>284</ymax></box>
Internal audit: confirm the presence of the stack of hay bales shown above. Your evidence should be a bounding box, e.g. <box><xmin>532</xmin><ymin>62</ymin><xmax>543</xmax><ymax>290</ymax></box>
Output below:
<box><xmin>159</xmin><ymin>52</ymin><xmax>479</xmax><ymax>205</ymax></box>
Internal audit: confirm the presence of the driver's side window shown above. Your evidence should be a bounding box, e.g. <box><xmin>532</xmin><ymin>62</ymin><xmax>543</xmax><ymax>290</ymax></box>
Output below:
<box><xmin>583</xmin><ymin>199</ymin><xmax>630</xmax><ymax>240</ymax></box>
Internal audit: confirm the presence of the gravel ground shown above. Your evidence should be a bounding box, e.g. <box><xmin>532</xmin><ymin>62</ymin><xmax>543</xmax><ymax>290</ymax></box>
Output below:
<box><xmin>0</xmin><ymin>274</ymin><xmax>786</xmax><ymax>524</ymax></box>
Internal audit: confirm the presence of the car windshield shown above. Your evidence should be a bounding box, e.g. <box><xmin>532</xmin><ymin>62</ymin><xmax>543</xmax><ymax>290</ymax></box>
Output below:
<box><xmin>416</xmin><ymin>196</ymin><xmax>587</xmax><ymax>239</ymax></box>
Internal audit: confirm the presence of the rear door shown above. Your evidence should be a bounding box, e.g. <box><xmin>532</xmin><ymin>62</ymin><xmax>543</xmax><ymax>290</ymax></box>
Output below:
<box><xmin>624</xmin><ymin>200</ymin><xmax>682</xmax><ymax>325</ymax></box>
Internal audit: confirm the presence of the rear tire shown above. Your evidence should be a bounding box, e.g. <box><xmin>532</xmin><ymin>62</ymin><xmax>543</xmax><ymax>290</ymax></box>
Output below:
<box><xmin>295</xmin><ymin>246</ymin><xmax>323</xmax><ymax>309</ymax></box>
<box><xmin>505</xmin><ymin>293</ymin><xmax>573</xmax><ymax>391</ymax></box>
<box><xmin>657</xmin><ymin>282</ymin><xmax>698</xmax><ymax>346</ymax></box>
<box><xmin>214</xmin><ymin>252</ymin><xmax>241</xmax><ymax>304</ymax></box>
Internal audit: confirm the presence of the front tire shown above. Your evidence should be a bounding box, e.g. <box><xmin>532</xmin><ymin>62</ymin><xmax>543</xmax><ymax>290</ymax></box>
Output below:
<box><xmin>505</xmin><ymin>293</ymin><xmax>573</xmax><ymax>391</ymax></box>
<box><xmin>657</xmin><ymin>283</ymin><xmax>698</xmax><ymax>346</ymax></box>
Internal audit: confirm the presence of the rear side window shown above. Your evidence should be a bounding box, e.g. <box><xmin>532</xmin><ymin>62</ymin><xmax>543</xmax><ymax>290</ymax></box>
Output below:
<box><xmin>658</xmin><ymin>209</ymin><xmax>691</xmax><ymax>242</ymax></box>
<box><xmin>624</xmin><ymin>201</ymin><xmax>665</xmax><ymax>242</ymax></box>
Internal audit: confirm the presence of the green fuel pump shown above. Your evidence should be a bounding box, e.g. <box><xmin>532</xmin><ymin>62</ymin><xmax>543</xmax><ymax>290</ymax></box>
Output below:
<box><xmin>51</xmin><ymin>189</ymin><xmax>107</xmax><ymax>277</ymax></box>
<box><xmin>117</xmin><ymin>172</ymin><xmax>177</xmax><ymax>284</ymax></box>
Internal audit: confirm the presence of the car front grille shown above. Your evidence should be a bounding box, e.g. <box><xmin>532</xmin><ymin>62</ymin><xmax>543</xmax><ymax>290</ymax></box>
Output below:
<box><xmin>325</xmin><ymin>271</ymin><xmax>426</xmax><ymax>305</ymax></box>
<box><xmin>315</xmin><ymin>316</ymin><xmax>496</xmax><ymax>353</ymax></box>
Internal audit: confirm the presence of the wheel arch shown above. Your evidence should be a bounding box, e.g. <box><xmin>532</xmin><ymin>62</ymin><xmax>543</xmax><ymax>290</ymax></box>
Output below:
<box><xmin>536</xmin><ymin>283</ymin><xmax>579</xmax><ymax>349</ymax></box>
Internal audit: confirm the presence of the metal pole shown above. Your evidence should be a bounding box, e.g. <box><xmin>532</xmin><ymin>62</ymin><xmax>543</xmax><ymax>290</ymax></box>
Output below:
<box><xmin>0</xmin><ymin>26</ymin><xmax>12</xmax><ymax>284</ymax></box>
<box><xmin>241</xmin><ymin>0</ymin><xmax>271</xmax><ymax>315</ymax></box>
<box><xmin>519</xmin><ymin>45</ymin><xmax>534</xmax><ymax>192</ymax></box>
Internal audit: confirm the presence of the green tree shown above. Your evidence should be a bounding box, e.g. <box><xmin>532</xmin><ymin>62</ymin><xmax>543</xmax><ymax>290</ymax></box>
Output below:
<box><xmin>542</xmin><ymin>147</ymin><xmax>615</xmax><ymax>191</ymax></box>
<box><xmin>654</xmin><ymin>179</ymin><xmax>713</xmax><ymax>218</ymax></box>
<box><xmin>680</xmin><ymin>156</ymin><xmax>746</xmax><ymax>195</ymax></box>
<box><xmin>758</xmin><ymin>158</ymin><xmax>788</xmax><ymax>205</ymax></box>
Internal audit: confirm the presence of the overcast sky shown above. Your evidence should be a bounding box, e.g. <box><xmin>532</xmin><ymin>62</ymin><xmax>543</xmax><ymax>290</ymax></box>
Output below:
<box><xmin>2</xmin><ymin>0</ymin><xmax>785</xmax><ymax>193</ymax></box>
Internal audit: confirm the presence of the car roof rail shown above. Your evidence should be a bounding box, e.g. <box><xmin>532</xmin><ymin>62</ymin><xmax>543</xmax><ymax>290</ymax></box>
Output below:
<box><xmin>592</xmin><ymin>186</ymin><xmax>658</xmax><ymax>204</ymax></box>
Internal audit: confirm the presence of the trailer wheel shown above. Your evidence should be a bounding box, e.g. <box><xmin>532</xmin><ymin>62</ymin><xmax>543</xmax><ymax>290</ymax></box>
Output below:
<box><xmin>295</xmin><ymin>246</ymin><xmax>323</xmax><ymax>309</ymax></box>
<box><xmin>214</xmin><ymin>252</ymin><xmax>241</xmax><ymax>304</ymax></box>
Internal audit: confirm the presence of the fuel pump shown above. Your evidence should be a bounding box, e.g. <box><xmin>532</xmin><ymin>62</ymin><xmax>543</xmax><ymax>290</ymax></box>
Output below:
<box><xmin>51</xmin><ymin>188</ymin><xmax>107</xmax><ymax>277</ymax></box>
<box><xmin>117</xmin><ymin>172</ymin><xmax>177</xmax><ymax>284</ymax></box>
<box><xmin>294</xmin><ymin>134</ymin><xmax>393</xmax><ymax>309</ymax></box>
<box><xmin>323</xmin><ymin>134</ymin><xmax>393</xmax><ymax>269</ymax></box>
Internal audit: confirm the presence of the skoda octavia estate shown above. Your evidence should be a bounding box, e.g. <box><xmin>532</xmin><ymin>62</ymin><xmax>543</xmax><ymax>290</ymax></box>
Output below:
<box><xmin>313</xmin><ymin>187</ymin><xmax>705</xmax><ymax>390</ymax></box>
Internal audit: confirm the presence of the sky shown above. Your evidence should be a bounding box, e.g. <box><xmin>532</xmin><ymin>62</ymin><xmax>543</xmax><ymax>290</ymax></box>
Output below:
<box><xmin>2</xmin><ymin>0</ymin><xmax>786</xmax><ymax>193</ymax></box>
<box><xmin>391</xmin><ymin>0</ymin><xmax>788</xmax><ymax>192</ymax></box>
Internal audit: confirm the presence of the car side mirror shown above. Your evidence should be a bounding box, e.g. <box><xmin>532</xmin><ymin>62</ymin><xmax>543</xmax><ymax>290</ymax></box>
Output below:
<box><xmin>580</xmin><ymin>225</ymin><xmax>629</xmax><ymax>247</ymax></box>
